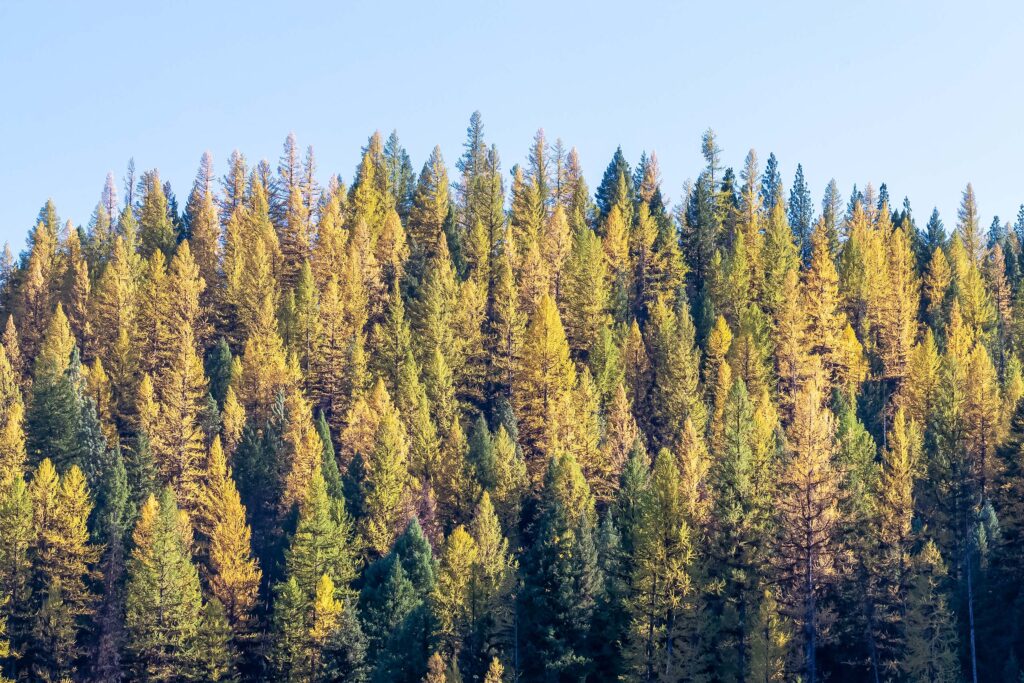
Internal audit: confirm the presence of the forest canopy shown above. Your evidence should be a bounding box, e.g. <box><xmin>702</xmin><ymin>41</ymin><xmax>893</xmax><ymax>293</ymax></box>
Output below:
<box><xmin>1</xmin><ymin>114</ymin><xmax>1022</xmax><ymax>682</ymax></box>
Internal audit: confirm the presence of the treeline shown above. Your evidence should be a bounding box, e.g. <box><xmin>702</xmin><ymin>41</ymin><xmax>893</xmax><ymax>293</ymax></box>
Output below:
<box><xmin>0</xmin><ymin>113</ymin><xmax>1023</xmax><ymax>682</ymax></box>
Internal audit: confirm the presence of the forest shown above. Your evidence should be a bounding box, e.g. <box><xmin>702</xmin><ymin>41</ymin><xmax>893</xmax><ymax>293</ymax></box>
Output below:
<box><xmin>0</xmin><ymin>112</ymin><xmax>1022</xmax><ymax>682</ymax></box>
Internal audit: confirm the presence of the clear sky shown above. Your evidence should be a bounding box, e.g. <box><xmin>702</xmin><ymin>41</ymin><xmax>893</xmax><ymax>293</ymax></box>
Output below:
<box><xmin>1</xmin><ymin>0</ymin><xmax>1022</xmax><ymax>252</ymax></box>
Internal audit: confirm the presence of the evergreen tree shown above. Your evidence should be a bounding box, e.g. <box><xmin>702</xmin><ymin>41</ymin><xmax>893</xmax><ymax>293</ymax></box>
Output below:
<box><xmin>788</xmin><ymin>163</ymin><xmax>814</xmax><ymax>263</ymax></box>
<box><xmin>625</xmin><ymin>448</ymin><xmax>698</xmax><ymax>681</ymax></box>
<box><xmin>125</xmin><ymin>490</ymin><xmax>204</xmax><ymax>682</ymax></box>
<box><xmin>707</xmin><ymin>377</ymin><xmax>775</xmax><ymax>679</ymax></box>
<box><xmin>519</xmin><ymin>452</ymin><xmax>601</xmax><ymax>681</ymax></box>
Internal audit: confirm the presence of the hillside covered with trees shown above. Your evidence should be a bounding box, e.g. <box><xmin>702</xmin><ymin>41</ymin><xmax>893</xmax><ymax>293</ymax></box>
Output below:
<box><xmin>2</xmin><ymin>114</ymin><xmax>1024</xmax><ymax>682</ymax></box>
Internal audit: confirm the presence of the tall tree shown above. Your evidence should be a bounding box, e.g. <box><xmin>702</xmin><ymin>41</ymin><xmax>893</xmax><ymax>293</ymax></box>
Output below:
<box><xmin>125</xmin><ymin>490</ymin><xmax>204</xmax><ymax>682</ymax></box>
<box><xmin>777</xmin><ymin>376</ymin><xmax>842</xmax><ymax>683</ymax></box>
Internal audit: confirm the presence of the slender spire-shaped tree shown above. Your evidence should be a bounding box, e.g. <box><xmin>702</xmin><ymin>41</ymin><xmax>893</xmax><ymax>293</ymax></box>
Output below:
<box><xmin>125</xmin><ymin>490</ymin><xmax>204</xmax><ymax>682</ymax></box>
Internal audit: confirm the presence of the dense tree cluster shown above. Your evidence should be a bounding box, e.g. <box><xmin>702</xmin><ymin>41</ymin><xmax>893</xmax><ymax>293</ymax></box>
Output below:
<box><xmin>2</xmin><ymin>116</ymin><xmax>1024</xmax><ymax>681</ymax></box>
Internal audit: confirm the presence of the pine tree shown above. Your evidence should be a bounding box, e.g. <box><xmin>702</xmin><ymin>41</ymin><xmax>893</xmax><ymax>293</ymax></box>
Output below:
<box><xmin>519</xmin><ymin>451</ymin><xmax>601</xmax><ymax>681</ymax></box>
<box><xmin>125</xmin><ymin>490</ymin><xmax>204</xmax><ymax>682</ymax></box>
<box><xmin>26</xmin><ymin>305</ymin><xmax>83</xmax><ymax>471</ymax></box>
<box><xmin>286</xmin><ymin>464</ymin><xmax>359</xmax><ymax>600</ymax></box>
<box><xmin>762</xmin><ymin>195</ymin><xmax>799</xmax><ymax>318</ymax></box>
<box><xmin>707</xmin><ymin>377</ymin><xmax>775</xmax><ymax>679</ymax></box>
<box><xmin>788</xmin><ymin>163</ymin><xmax>814</xmax><ymax>262</ymax></box>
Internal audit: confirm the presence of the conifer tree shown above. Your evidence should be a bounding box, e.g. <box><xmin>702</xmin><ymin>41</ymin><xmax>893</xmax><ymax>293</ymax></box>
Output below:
<box><xmin>789</xmin><ymin>163</ymin><xmax>814</xmax><ymax>262</ymax></box>
<box><xmin>360</xmin><ymin>391</ymin><xmax>414</xmax><ymax>555</ymax></box>
<box><xmin>0</xmin><ymin>473</ymin><xmax>32</xmax><ymax>676</ymax></box>
<box><xmin>286</xmin><ymin>464</ymin><xmax>359</xmax><ymax>600</ymax></box>
<box><xmin>432</xmin><ymin>525</ymin><xmax>478</xmax><ymax>658</ymax></box>
<box><xmin>777</xmin><ymin>375</ymin><xmax>842</xmax><ymax>683</ymax></box>
<box><xmin>625</xmin><ymin>448</ymin><xmax>697</xmax><ymax>681</ymax></box>
<box><xmin>646</xmin><ymin>295</ymin><xmax>705</xmax><ymax>452</ymax></box>
<box><xmin>408</xmin><ymin>146</ymin><xmax>451</xmax><ymax>268</ymax></box>
<box><xmin>512</xmin><ymin>293</ymin><xmax>575</xmax><ymax>483</ymax></box>
<box><xmin>274</xmin><ymin>464</ymin><xmax>361</xmax><ymax>679</ymax></box>
<box><xmin>519</xmin><ymin>451</ymin><xmax>601</xmax><ymax>681</ymax></box>
<box><xmin>26</xmin><ymin>305</ymin><xmax>84</xmax><ymax>471</ymax></box>
<box><xmin>485</xmin><ymin>246</ymin><xmax>525</xmax><ymax>400</ymax></box>
<box><xmin>871</xmin><ymin>408</ymin><xmax>920</xmax><ymax>672</ymax></box>
<box><xmin>0</xmin><ymin>346</ymin><xmax>26</xmax><ymax>478</ymax></box>
<box><xmin>957</xmin><ymin>183</ymin><xmax>982</xmax><ymax>263</ymax></box>
<box><xmin>150</xmin><ymin>325</ymin><xmax>207</xmax><ymax>510</ymax></box>
<box><xmin>281</xmin><ymin>387</ymin><xmax>325</xmax><ymax>514</ymax></box>
<box><xmin>196</xmin><ymin>437</ymin><xmax>261</xmax><ymax>657</ymax></box>
<box><xmin>901</xmin><ymin>541</ymin><xmax>960</xmax><ymax>682</ymax></box>
<box><xmin>802</xmin><ymin>220</ymin><xmax>846</xmax><ymax>382</ymax></box>
<box><xmin>761</xmin><ymin>190</ymin><xmax>799</xmax><ymax>318</ymax></box>
<box><xmin>125</xmin><ymin>490</ymin><xmax>204</xmax><ymax>682</ymax></box>
<box><xmin>29</xmin><ymin>462</ymin><xmax>99</xmax><ymax>680</ymax></box>
<box><xmin>465</xmin><ymin>492</ymin><xmax>514</xmax><ymax>676</ymax></box>
<box><xmin>707</xmin><ymin>377</ymin><xmax>775</xmax><ymax>678</ymax></box>
<box><xmin>137</xmin><ymin>170</ymin><xmax>177</xmax><ymax>258</ymax></box>
<box><xmin>350</xmin><ymin>132</ymin><xmax>391</xmax><ymax>238</ymax></box>
<box><xmin>237</xmin><ymin>289</ymin><xmax>295</xmax><ymax>423</ymax></box>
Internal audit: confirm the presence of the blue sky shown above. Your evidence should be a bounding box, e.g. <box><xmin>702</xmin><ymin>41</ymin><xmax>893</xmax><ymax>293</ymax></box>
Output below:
<box><xmin>1</xmin><ymin>0</ymin><xmax>1022</xmax><ymax>252</ymax></box>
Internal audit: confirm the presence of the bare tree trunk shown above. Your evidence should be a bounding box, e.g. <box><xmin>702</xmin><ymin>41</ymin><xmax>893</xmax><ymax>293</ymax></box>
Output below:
<box><xmin>966</xmin><ymin>551</ymin><xmax>979</xmax><ymax>683</ymax></box>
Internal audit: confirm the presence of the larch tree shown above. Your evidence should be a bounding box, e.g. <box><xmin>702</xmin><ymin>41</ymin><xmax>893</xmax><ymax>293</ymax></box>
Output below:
<box><xmin>776</xmin><ymin>375</ymin><xmax>843</xmax><ymax>683</ymax></box>
<box><xmin>408</xmin><ymin>146</ymin><xmax>451</xmax><ymax>271</ymax></box>
<box><xmin>150</xmin><ymin>325</ymin><xmax>207</xmax><ymax>511</ymax></box>
<box><xmin>646</xmin><ymin>295</ymin><xmax>705</xmax><ymax>453</ymax></box>
<box><xmin>0</xmin><ymin>473</ymin><xmax>33</xmax><ymax>677</ymax></box>
<box><xmin>0</xmin><ymin>345</ymin><xmax>26</xmax><ymax>477</ymax></box>
<box><xmin>901</xmin><ymin>541</ymin><xmax>960</xmax><ymax>683</ymax></box>
<box><xmin>512</xmin><ymin>293</ymin><xmax>576</xmax><ymax>484</ymax></box>
<box><xmin>125</xmin><ymin>490</ymin><xmax>204</xmax><ymax>682</ymax></box>
<box><xmin>28</xmin><ymin>461</ymin><xmax>100</xmax><ymax>680</ymax></box>
<box><xmin>360</xmin><ymin>390</ymin><xmax>415</xmax><ymax>556</ymax></box>
<box><xmin>195</xmin><ymin>437</ymin><xmax>261</xmax><ymax>659</ymax></box>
